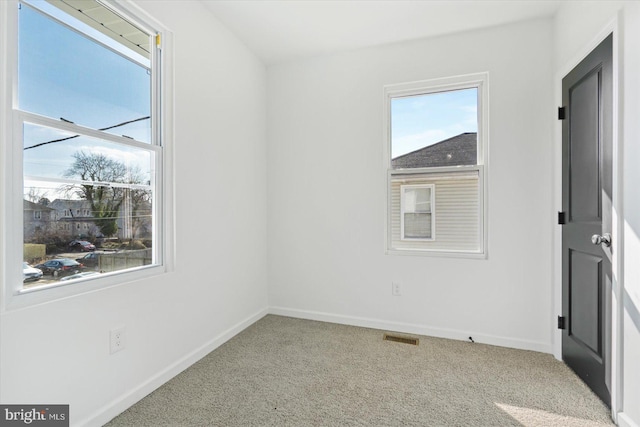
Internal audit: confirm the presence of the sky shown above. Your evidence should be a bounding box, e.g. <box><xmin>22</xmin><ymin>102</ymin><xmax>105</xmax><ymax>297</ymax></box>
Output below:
<box><xmin>19</xmin><ymin>0</ymin><xmax>475</xmax><ymax>197</ymax></box>
<box><xmin>19</xmin><ymin>1</ymin><xmax>152</xmax><ymax>200</ymax></box>
<box><xmin>391</xmin><ymin>88</ymin><xmax>478</xmax><ymax>158</ymax></box>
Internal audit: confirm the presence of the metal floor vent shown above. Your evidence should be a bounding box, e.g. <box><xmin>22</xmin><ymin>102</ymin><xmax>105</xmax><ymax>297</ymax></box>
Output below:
<box><xmin>383</xmin><ymin>333</ymin><xmax>419</xmax><ymax>346</ymax></box>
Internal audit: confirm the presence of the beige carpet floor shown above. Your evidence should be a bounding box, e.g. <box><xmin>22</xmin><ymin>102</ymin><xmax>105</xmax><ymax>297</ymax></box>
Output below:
<box><xmin>106</xmin><ymin>315</ymin><xmax>614</xmax><ymax>426</ymax></box>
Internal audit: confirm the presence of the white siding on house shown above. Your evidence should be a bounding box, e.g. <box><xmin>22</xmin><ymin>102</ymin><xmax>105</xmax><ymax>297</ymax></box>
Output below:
<box><xmin>391</xmin><ymin>170</ymin><xmax>479</xmax><ymax>252</ymax></box>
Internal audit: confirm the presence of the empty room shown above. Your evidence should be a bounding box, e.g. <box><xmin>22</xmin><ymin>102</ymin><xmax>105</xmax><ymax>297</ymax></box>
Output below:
<box><xmin>1</xmin><ymin>1</ymin><xmax>639</xmax><ymax>426</ymax></box>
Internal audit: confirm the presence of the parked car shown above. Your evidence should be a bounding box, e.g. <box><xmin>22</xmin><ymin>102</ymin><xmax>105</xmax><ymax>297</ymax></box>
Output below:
<box><xmin>35</xmin><ymin>258</ymin><xmax>84</xmax><ymax>278</ymax></box>
<box><xmin>68</xmin><ymin>240</ymin><xmax>96</xmax><ymax>252</ymax></box>
<box><xmin>60</xmin><ymin>272</ymin><xmax>101</xmax><ymax>281</ymax></box>
<box><xmin>76</xmin><ymin>252</ymin><xmax>99</xmax><ymax>268</ymax></box>
<box><xmin>23</xmin><ymin>262</ymin><xmax>43</xmax><ymax>282</ymax></box>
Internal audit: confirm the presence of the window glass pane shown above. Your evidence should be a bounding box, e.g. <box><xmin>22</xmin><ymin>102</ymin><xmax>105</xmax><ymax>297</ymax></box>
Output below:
<box><xmin>22</xmin><ymin>121</ymin><xmax>155</xmax><ymax>288</ymax></box>
<box><xmin>404</xmin><ymin>213</ymin><xmax>432</xmax><ymax>239</ymax></box>
<box><xmin>405</xmin><ymin>187</ymin><xmax>431</xmax><ymax>213</ymax></box>
<box><xmin>402</xmin><ymin>186</ymin><xmax>432</xmax><ymax>240</ymax></box>
<box><xmin>18</xmin><ymin>3</ymin><xmax>151</xmax><ymax>142</ymax></box>
<box><xmin>391</xmin><ymin>88</ymin><xmax>477</xmax><ymax>169</ymax></box>
<box><xmin>24</xmin><ymin>180</ymin><xmax>154</xmax><ymax>288</ymax></box>
<box><xmin>392</xmin><ymin>172</ymin><xmax>479</xmax><ymax>251</ymax></box>
<box><xmin>23</xmin><ymin>123</ymin><xmax>152</xmax><ymax>185</ymax></box>
<box><xmin>410</xmin><ymin>188</ymin><xmax>431</xmax><ymax>212</ymax></box>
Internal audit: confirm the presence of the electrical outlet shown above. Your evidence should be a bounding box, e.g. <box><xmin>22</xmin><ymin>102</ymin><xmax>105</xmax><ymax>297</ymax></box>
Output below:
<box><xmin>110</xmin><ymin>326</ymin><xmax>126</xmax><ymax>354</ymax></box>
<box><xmin>392</xmin><ymin>282</ymin><xmax>401</xmax><ymax>296</ymax></box>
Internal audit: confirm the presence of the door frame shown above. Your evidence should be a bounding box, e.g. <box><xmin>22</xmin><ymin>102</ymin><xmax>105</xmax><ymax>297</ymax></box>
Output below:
<box><xmin>553</xmin><ymin>18</ymin><xmax>623</xmax><ymax>421</ymax></box>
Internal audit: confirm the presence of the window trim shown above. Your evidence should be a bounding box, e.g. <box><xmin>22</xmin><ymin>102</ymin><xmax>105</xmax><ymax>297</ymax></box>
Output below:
<box><xmin>1</xmin><ymin>0</ymin><xmax>175</xmax><ymax>311</ymax></box>
<box><xmin>383</xmin><ymin>73</ymin><xmax>489</xmax><ymax>258</ymax></box>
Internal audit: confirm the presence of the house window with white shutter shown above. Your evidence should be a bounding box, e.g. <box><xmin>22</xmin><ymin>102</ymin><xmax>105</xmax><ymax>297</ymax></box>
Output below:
<box><xmin>384</xmin><ymin>73</ymin><xmax>488</xmax><ymax>257</ymax></box>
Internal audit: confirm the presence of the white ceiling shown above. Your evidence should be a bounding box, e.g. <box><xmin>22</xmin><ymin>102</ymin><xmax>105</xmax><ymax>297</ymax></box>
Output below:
<box><xmin>201</xmin><ymin>0</ymin><xmax>563</xmax><ymax>65</ymax></box>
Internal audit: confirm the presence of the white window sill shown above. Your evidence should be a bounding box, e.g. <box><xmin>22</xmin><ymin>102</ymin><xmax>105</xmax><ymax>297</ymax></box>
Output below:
<box><xmin>3</xmin><ymin>264</ymin><xmax>169</xmax><ymax>312</ymax></box>
<box><xmin>385</xmin><ymin>248</ymin><xmax>487</xmax><ymax>260</ymax></box>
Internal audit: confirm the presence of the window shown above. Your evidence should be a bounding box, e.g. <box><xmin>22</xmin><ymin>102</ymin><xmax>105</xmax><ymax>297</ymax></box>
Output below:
<box><xmin>384</xmin><ymin>74</ymin><xmax>488</xmax><ymax>256</ymax></box>
<box><xmin>401</xmin><ymin>184</ymin><xmax>434</xmax><ymax>240</ymax></box>
<box><xmin>2</xmin><ymin>0</ymin><xmax>173</xmax><ymax>301</ymax></box>
<box><xmin>33</xmin><ymin>210</ymin><xmax>41</xmax><ymax>220</ymax></box>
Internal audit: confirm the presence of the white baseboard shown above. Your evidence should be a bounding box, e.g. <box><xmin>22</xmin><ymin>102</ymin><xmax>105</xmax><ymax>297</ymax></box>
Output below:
<box><xmin>618</xmin><ymin>412</ymin><xmax>640</xmax><ymax>427</ymax></box>
<box><xmin>269</xmin><ymin>306</ymin><xmax>552</xmax><ymax>354</ymax></box>
<box><xmin>79</xmin><ymin>305</ymin><xmax>554</xmax><ymax>426</ymax></box>
<box><xmin>81</xmin><ymin>307</ymin><xmax>269</xmax><ymax>427</ymax></box>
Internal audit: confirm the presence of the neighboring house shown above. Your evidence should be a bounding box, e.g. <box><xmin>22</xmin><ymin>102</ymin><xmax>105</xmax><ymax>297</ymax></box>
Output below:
<box><xmin>392</xmin><ymin>132</ymin><xmax>477</xmax><ymax>168</ymax></box>
<box><xmin>48</xmin><ymin>199</ymin><xmax>98</xmax><ymax>239</ymax></box>
<box><xmin>24</xmin><ymin>198</ymin><xmax>153</xmax><ymax>242</ymax></box>
<box><xmin>23</xmin><ymin>200</ymin><xmax>56</xmax><ymax>242</ymax></box>
<box><xmin>388</xmin><ymin>132</ymin><xmax>481</xmax><ymax>252</ymax></box>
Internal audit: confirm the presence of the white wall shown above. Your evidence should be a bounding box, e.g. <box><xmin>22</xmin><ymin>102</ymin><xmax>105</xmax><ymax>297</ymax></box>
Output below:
<box><xmin>620</xmin><ymin>6</ymin><xmax>640</xmax><ymax>425</ymax></box>
<box><xmin>4</xmin><ymin>2</ymin><xmax>637</xmax><ymax>426</ymax></box>
<box><xmin>0</xmin><ymin>1</ymin><xmax>268</xmax><ymax>425</ymax></box>
<box><xmin>554</xmin><ymin>2</ymin><xmax>640</xmax><ymax>426</ymax></box>
<box><xmin>267</xmin><ymin>19</ymin><xmax>555</xmax><ymax>352</ymax></box>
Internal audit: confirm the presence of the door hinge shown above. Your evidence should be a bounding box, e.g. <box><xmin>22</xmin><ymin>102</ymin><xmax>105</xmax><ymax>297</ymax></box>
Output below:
<box><xmin>558</xmin><ymin>107</ymin><xmax>566</xmax><ymax>120</ymax></box>
<box><xmin>558</xmin><ymin>316</ymin><xmax>566</xmax><ymax>330</ymax></box>
<box><xmin>558</xmin><ymin>211</ymin><xmax>566</xmax><ymax>225</ymax></box>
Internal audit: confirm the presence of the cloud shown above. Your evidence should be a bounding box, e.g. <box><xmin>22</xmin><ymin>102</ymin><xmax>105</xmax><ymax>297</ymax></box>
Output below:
<box><xmin>75</xmin><ymin>144</ymin><xmax>153</xmax><ymax>176</ymax></box>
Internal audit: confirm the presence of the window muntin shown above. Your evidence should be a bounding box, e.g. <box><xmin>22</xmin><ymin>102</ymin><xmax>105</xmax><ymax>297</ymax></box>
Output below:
<box><xmin>16</xmin><ymin>0</ymin><xmax>162</xmax><ymax>291</ymax></box>
<box><xmin>401</xmin><ymin>184</ymin><xmax>434</xmax><ymax>240</ymax></box>
<box><xmin>385</xmin><ymin>74</ymin><xmax>487</xmax><ymax>256</ymax></box>
<box><xmin>23</xmin><ymin>122</ymin><xmax>153</xmax><ymax>183</ymax></box>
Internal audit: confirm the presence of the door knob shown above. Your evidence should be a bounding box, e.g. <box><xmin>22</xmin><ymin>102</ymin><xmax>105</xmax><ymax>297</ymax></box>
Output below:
<box><xmin>591</xmin><ymin>233</ymin><xmax>612</xmax><ymax>247</ymax></box>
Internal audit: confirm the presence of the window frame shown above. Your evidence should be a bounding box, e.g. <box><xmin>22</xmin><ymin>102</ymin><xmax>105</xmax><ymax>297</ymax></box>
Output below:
<box><xmin>0</xmin><ymin>0</ymin><xmax>175</xmax><ymax>310</ymax></box>
<box><xmin>383</xmin><ymin>73</ymin><xmax>489</xmax><ymax>258</ymax></box>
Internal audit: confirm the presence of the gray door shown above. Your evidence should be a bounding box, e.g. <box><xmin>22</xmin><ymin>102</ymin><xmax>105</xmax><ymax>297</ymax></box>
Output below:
<box><xmin>561</xmin><ymin>34</ymin><xmax>612</xmax><ymax>407</ymax></box>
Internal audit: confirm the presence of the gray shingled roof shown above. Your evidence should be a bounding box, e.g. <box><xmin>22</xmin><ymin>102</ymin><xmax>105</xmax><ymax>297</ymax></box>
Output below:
<box><xmin>392</xmin><ymin>132</ymin><xmax>477</xmax><ymax>169</ymax></box>
<box><xmin>23</xmin><ymin>200</ymin><xmax>55</xmax><ymax>211</ymax></box>
<box><xmin>49</xmin><ymin>199</ymin><xmax>92</xmax><ymax>210</ymax></box>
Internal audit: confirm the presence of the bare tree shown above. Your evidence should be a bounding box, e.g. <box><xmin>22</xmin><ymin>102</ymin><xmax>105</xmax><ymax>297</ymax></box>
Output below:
<box><xmin>25</xmin><ymin>187</ymin><xmax>50</xmax><ymax>206</ymax></box>
<box><xmin>63</xmin><ymin>151</ymin><xmax>146</xmax><ymax>237</ymax></box>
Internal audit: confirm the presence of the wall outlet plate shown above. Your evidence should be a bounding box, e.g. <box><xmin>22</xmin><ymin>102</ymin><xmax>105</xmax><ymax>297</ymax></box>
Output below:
<box><xmin>110</xmin><ymin>326</ymin><xmax>126</xmax><ymax>354</ymax></box>
<box><xmin>392</xmin><ymin>282</ymin><xmax>401</xmax><ymax>296</ymax></box>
